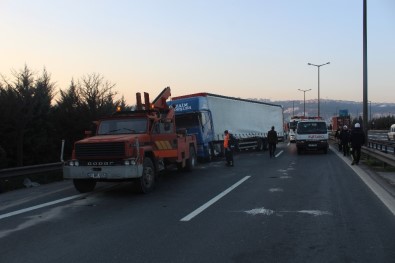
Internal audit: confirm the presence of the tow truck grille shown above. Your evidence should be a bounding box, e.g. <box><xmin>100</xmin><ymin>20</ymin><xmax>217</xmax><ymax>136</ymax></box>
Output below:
<box><xmin>75</xmin><ymin>142</ymin><xmax>125</xmax><ymax>158</ymax></box>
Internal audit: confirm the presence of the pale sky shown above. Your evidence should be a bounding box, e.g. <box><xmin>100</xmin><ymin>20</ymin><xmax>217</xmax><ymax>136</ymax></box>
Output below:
<box><xmin>1</xmin><ymin>0</ymin><xmax>394</xmax><ymax>105</ymax></box>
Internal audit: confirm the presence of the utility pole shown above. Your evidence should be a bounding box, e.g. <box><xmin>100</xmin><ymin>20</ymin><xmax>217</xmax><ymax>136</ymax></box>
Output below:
<box><xmin>298</xmin><ymin>89</ymin><xmax>311</xmax><ymax>117</ymax></box>
<box><xmin>363</xmin><ymin>0</ymin><xmax>368</xmax><ymax>144</ymax></box>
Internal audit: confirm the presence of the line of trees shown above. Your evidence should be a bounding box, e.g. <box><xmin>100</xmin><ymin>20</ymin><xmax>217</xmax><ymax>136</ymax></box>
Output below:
<box><xmin>0</xmin><ymin>65</ymin><xmax>128</xmax><ymax>169</ymax></box>
<box><xmin>350</xmin><ymin>116</ymin><xmax>395</xmax><ymax>130</ymax></box>
<box><xmin>369</xmin><ymin>116</ymin><xmax>395</xmax><ymax>130</ymax></box>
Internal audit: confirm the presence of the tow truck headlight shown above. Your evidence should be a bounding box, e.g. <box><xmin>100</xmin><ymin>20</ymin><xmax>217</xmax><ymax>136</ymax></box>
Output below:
<box><xmin>68</xmin><ymin>160</ymin><xmax>79</xmax><ymax>166</ymax></box>
<box><xmin>124</xmin><ymin>159</ymin><xmax>137</xmax><ymax>166</ymax></box>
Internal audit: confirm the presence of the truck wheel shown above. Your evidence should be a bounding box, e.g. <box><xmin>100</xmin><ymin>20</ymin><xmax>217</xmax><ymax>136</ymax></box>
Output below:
<box><xmin>262</xmin><ymin>139</ymin><xmax>268</xmax><ymax>151</ymax></box>
<box><xmin>136</xmin><ymin>158</ymin><xmax>155</xmax><ymax>194</ymax></box>
<box><xmin>73</xmin><ymin>179</ymin><xmax>96</xmax><ymax>193</ymax></box>
<box><xmin>256</xmin><ymin>139</ymin><xmax>264</xmax><ymax>151</ymax></box>
<box><xmin>297</xmin><ymin>147</ymin><xmax>302</xmax><ymax>155</ymax></box>
<box><xmin>323</xmin><ymin>148</ymin><xmax>328</xmax><ymax>154</ymax></box>
<box><xmin>205</xmin><ymin>143</ymin><xmax>214</xmax><ymax>162</ymax></box>
<box><xmin>185</xmin><ymin>146</ymin><xmax>197</xmax><ymax>171</ymax></box>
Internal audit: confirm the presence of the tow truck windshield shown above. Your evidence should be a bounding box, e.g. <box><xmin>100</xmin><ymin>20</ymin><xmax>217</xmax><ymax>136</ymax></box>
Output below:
<box><xmin>98</xmin><ymin>118</ymin><xmax>148</xmax><ymax>135</ymax></box>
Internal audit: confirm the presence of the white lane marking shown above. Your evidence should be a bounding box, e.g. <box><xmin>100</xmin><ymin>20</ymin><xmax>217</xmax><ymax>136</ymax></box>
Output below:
<box><xmin>275</xmin><ymin>150</ymin><xmax>283</xmax><ymax>158</ymax></box>
<box><xmin>0</xmin><ymin>206</ymin><xmax>66</xmax><ymax>238</ymax></box>
<box><xmin>0</xmin><ymin>185</ymin><xmax>74</xmax><ymax>212</ymax></box>
<box><xmin>296</xmin><ymin>210</ymin><xmax>332</xmax><ymax>216</ymax></box>
<box><xmin>331</xmin><ymin>145</ymin><xmax>395</xmax><ymax>216</ymax></box>
<box><xmin>269</xmin><ymin>188</ymin><xmax>283</xmax><ymax>192</ymax></box>
<box><xmin>245</xmin><ymin>207</ymin><xmax>275</xmax><ymax>216</ymax></box>
<box><xmin>245</xmin><ymin>207</ymin><xmax>332</xmax><ymax>216</ymax></box>
<box><xmin>0</xmin><ymin>194</ymin><xmax>84</xmax><ymax>220</ymax></box>
<box><xmin>181</xmin><ymin>176</ymin><xmax>251</xmax><ymax>222</ymax></box>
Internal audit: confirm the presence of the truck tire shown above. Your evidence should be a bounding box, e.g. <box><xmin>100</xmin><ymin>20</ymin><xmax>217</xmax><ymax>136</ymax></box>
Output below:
<box><xmin>256</xmin><ymin>139</ymin><xmax>264</xmax><ymax>151</ymax></box>
<box><xmin>205</xmin><ymin>143</ymin><xmax>214</xmax><ymax>162</ymax></box>
<box><xmin>262</xmin><ymin>139</ymin><xmax>268</xmax><ymax>151</ymax></box>
<box><xmin>73</xmin><ymin>179</ymin><xmax>96</xmax><ymax>193</ymax></box>
<box><xmin>185</xmin><ymin>146</ymin><xmax>197</xmax><ymax>171</ymax></box>
<box><xmin>136</xmin><ymin>158</ymin><xmax>155</xmax><ymax>194</ymax></box>
<box><xmin>297</xmin><ymin>147</ymin><xmax>302</xmax><ymax>155</ymax></box>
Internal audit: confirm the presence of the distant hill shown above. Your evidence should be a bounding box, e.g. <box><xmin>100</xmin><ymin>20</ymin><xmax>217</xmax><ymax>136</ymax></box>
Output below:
<box><xmin>248</xmin><ymin>98</ymin><xmax>395</xmax><ymax>123</ymax></box>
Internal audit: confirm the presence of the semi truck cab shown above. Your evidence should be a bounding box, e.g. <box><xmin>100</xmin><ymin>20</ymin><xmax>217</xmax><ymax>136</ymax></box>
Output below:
<box><xmin>170</xmin><ymin>96</ymin><xmax>215</xmax><ymax>160</ymax></box>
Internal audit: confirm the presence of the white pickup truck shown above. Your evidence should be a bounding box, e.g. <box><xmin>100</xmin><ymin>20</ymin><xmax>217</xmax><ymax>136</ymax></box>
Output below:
<box><xmin>295</xmin><ymin>119</ymin><xmax>329</xmax><ymax>154</ymax></box>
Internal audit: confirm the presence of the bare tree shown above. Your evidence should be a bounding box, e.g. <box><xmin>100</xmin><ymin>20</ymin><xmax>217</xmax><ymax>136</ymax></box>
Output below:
<box><xmin>78</xmin><ymin>73</ymin><xmax>118</xmax><ymax>120</ymax></box>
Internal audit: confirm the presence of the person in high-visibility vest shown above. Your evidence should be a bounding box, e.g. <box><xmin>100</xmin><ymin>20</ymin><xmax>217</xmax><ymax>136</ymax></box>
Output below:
<box><xmin>224</xmin><ymin>130</ymin><xmax>234</xmax><ymax>166</ymax></box>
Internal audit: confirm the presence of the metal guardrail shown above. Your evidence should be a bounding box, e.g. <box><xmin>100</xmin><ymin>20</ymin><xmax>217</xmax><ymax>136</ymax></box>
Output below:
<box><xmin>0</xmin><ymin>162</ymin><xmax>63</xmax><ymax>179</ymax></box>
<box><xmin>367</xmin><ymin>140</ymin><xmax>395</xmax><ymax>155</ymax></box>
<box><xmin>362</xmin><ymin>146</ymin><xmax>395</xmax><ymax>168</ymax></box>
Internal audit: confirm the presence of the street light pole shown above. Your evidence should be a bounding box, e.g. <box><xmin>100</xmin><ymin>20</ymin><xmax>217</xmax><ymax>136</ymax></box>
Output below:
<box><xmin>308</xmin><ymin>62</ymin><xmax>330</xmax><ymax>117</ymax></box>
<box><xmin>298</xmin><ymin>88</ymin><xmax>311</xmax><ymax>117</ymax></box>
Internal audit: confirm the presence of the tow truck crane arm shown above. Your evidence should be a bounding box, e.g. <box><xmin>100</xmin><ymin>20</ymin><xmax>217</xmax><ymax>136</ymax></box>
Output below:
<box><xmin>152</xmin><ymin>86</ymin><xmax>171</xmax><ymax>110</ymax></box>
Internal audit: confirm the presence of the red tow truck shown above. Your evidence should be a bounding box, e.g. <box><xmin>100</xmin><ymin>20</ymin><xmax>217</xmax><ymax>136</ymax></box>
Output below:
<box><xmin>63</xmin><ymin>87</ymin><xmax>197</xmax><ymax>193</ymax></box>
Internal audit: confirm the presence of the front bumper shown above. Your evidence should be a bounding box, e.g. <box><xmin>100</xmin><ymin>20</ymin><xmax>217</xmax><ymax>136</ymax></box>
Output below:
<box><xmin>63</xmin><ymin>164</ymin><xmax>143</xmax><ymax>180</ymax></box>
<box><xmin>296</xmin><ymin>140</ymin><xmax>328</xmax><ymax>150</ymax></box>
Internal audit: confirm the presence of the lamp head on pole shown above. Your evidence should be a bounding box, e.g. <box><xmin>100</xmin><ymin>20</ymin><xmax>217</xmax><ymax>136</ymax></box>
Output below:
<box><xmin>307</xmin><ymin>62</ymin><xmax>330</xmax><ymax>67</ymax></box>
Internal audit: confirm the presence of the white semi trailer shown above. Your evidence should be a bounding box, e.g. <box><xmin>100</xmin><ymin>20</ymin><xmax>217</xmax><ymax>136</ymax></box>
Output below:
<box><xmin>170</xmin><ymin>93</ymin><xmax>284</xmax><ymax>160</ymax></box>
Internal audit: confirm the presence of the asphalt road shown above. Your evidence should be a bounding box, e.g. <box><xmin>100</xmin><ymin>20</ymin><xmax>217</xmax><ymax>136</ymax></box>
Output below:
<box><xmin>1</xmin><ymin>143</ymin><xmax>395</xmax><ymax>263</ymax></box>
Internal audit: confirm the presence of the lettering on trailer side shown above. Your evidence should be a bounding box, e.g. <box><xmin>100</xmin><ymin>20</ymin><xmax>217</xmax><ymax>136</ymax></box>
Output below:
<box><xmin>174</xmin><ymin>103</ymin><xmax>192</xmax><ymax>112</ymax></box>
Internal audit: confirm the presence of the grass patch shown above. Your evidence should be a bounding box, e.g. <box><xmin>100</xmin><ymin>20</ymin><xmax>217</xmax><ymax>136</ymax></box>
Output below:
<box><xmin>363</xmin><ymin>154</ymin><xmax>395</xmax><ymax>172</ymax></box>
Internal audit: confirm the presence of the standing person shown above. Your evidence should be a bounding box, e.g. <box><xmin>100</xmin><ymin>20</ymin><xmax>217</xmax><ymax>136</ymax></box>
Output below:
<box><xmin>334</xmin><ymin>128</ymin><xmax>342</xmax><ymax>152</ymax></box>
<box><xmin>267</xmin><ymin>126</ymin><xmax>278</xmax><ymax>158</ymax></box>
<box><xmin>350</xmin><ymin>123</ymin><xmax>365</xmax><ymax>165</ymax></box>
<box><xmin>339</xmin><ymin>125</ymin><xmax>350</xmax><ymax>156</ymax></box>
<box><xmin>223</xmin><ymin>130</ymin><xmax>234</xmax><ymax>167</ymax></box>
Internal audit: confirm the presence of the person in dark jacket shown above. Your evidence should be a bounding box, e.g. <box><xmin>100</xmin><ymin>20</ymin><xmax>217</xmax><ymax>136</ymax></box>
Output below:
<box><xmin>350</xmin><ymin>123</ymin><xmax>365</xmax><ymax>165</ymax></box>
<box><xmin>267</xmin><ymin>126</ymin><xmax>278</xmax><ymax>158</ymax></box>
<box><xmin>339</xmin><ymin>125</ymin><xmax>350</xmax><ymax>156</ymax></box>
<box><xmin>334</xmin><ymin>128</ymin><xmax>342</xmax><ymax>151</ymax></box>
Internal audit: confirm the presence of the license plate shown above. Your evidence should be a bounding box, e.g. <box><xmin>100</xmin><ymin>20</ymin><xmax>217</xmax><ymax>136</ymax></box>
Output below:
<box><xmin>88</xmin><ymin>172</ymin><xmax>102</xmax><ymax>178</ymax></box>
<box><xmin>308</xmin><ymin>144</ymin><xmax>317</xmax><ymax>147</ymax></box>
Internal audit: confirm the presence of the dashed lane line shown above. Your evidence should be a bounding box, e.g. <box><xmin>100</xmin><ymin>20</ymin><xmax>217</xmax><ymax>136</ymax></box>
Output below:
<box><xmin>180</xmin><ymin>176</ymin><xmax>251</xmax><ymax>222</ymax></box>
<box><xmin>275</xmin><ymin>150</ymin><xmax>284</xmax><ymax>158</ymax></box>
<box><xmin>0</xmin><ymin>194</ymin><xmax>84</xmax><ymax>220</ymax></box>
